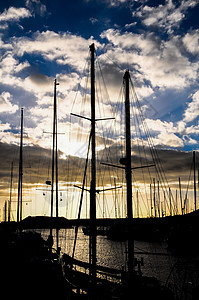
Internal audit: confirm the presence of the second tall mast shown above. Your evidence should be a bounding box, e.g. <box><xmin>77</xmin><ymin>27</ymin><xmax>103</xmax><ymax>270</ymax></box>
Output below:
<box><xmin>89</xmin><ymin>43</ymin><xmax>97</xmax><ymax>284</ymax></box>
<box><xmin>17</xmin><ymin>108</ymin><xmax>23</xmax><ymax>223</ymax></box>
<box><xmin>123</xmin><ymin>70</ymin><xmax>134</xmax><ymax>277</ymax></box>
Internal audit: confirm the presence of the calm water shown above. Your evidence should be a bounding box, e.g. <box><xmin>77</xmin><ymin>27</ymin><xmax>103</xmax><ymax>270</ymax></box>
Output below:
<box><xmin>34</xmin><ymin>227</ymin><xmax>199</xmax><ymax>299</ymax></box>
<box><xmin>37</xmin><ymin>228</ymin><xmax>174</xmax><ymax>282</ymax></box>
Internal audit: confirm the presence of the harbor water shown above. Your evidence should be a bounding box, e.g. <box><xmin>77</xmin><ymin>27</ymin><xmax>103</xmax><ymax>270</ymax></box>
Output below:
<box><xmin>34</xmin><ymin>227</ymin><xmax>199</xmax><ymax>299</ymax></box>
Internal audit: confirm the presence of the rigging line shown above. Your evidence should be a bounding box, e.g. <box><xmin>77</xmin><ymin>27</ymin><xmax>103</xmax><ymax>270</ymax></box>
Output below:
<box><xmin>135</xmin><ymin>120</ymin><xmax>152</xmax><ymax>214</ymax></box>
<box><xmin>101</xmin><ymin>85</ymin><xmax>123</xmax><ymax>165</ymax></box>
<box><xmin>96</xmin><ymin>58</ymin><xmax>111</xmax><ymax>104</ymax></box>
<box><xmin>95</xmin><ymin>45</ymin><xmax>124</xmax><ymax>73</ymax></box>
<box><xmin>130</xmin><ymin>88</ymin><xmax>151</xmax><ymax>214</ymax></box>
<box><xmin>95</xmin><ymin>71</ymin><xmax>116</xmax><ymax>204</ymax></box>
<box><xmin>72</xmin><ymin>131</ymin><xmax>91</xmax><ymax>258</ymax></box>
<box><xmin>130</xmin><ymin>78</ymin><xmax>175</xmax><ymax>214</ymax></box>
<box><xmin>70</xmin><ymin>50</ymin><xmax>90</xmax><ymax>113</ymax></box>
<box><xmin>10</xmin><ymin>135</ymin><xmax>20</xmax><ymax>222</ymax></box>
<box><xmin>76</xmin><ymin>77</ymin><xmax>86</xmax><ymax>144</ymax></box>
<box><xmin>70</xmin><ymin>114</ymin><xmax>87</xmax><ymax>216</ymax></box>
<box><xmin>132</xmin><ymin>173</ymin><xmax>149</xmax><ymax>217</ymax></box>
<box><xmin>116</xmin><ymin>86</ymin><xmax>126</xmax><ymax>218</ymax></box>
<box><xmin>96</xmin><ymin>60</ymin><xmax>115</xmax><ymax>149</ymax></box>
<box><xmin>96</xmin><ymin>194</ymin><xmax>103</xmax><ymax>218</ymax></box>
<box><xmin>105</xmin><ymin>193</ymin><xmax>111</xmax><ymax>218</ymax></box>
<box><xmin>72</xmin><ymin>64</ymin><xmax>90</xmax><ymax>198</ymax></box>
<box><xmin>130</xmin><ymin>94</ymin><xmax>162</xmax><ymax>218</ymax></box>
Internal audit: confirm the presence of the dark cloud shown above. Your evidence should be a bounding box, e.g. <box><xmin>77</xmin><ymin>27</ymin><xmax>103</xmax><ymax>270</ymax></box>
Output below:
<box><xmin>0</xmin><ymin>141</ymin><xmax>90</xmax><ymax>194</ymax></box>
<box><xmin>0</xmin><ymin>139</ymin><xmax>197</xmax><ymax>219</ymax></box>
<box><xmin>0</xmin><ymin>141</ymin><xmax>195</xmax><ymax>187</ymax></box>
<box><xmin>98</xmin><ymin>142</ymin><xmax>197</xmax><ymax>188</ymax></box>
<box><xmin>28</xmin><ymin>72</ymin><xmax>53</xmax><ymax>86</ymax></box>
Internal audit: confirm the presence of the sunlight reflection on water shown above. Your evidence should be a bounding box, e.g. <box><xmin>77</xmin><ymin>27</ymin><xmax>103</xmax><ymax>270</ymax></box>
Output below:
<box><xmin>37</xmin><ymin>227</ymin><xmax>176</xmax><ymax>285</ymax></box>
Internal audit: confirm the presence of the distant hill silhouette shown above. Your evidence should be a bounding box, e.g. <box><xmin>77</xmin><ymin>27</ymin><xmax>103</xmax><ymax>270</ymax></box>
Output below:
<box><xmin>20</xmin><ymin>216</ymin><xmax>72</xmax><ymax>229</ymax></box>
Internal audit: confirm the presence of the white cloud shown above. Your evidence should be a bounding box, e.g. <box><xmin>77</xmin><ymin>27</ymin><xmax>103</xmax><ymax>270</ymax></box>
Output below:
<box><xmin>0</xmin><ymin>53</ymin><xmax>18</xmax><ymax>74</ymax></box>
<box><xmin>183</xmin><ymin>90</ymin><xmax>199</xmax><ymax>123</ymax></box>
<box><xmin>143</xmin><ymin>112</ymin><xmax>199</xmax><ymax>148</ymax></box>
<box><xmin>0</xmin><ymin>130</ymin><xmax>20</xmax><ymax>145</ymax></box>
<box><xmin>15</xmin><ymin>61</ymin><xmax>30</xmax><ymax>73</ymax></box>
<box><xmin>0</xmin><ymin>6</ymin><xmax>31</xmax><ymax>23</ymax></box>
<box><xmin>146</xmin><ymin>118</ymin><xmax>175</xmax><ymax>134</ymax></box>
<box><xmin>135</xmin><ymin>85</ymin><xmax>154</xmax><ymax>99</ymax></box>
<box><xmin>101</xmin><ymin>29</ymin><xmax>158</xmax><ymax>54</ymax></box>
<box><xmin>176</xmin><ymin>120</ymin><xmax>199</xmax><ymax>138</ymax></box>
<box><xmin>0</xmin><ymin>15</ymin><xmax>197</xmax><ymax>153</ymax></box>
<box><xmin>0</xmin><ymin>36</ymin><xmax>13</xmax><ymax>49</ymax></box>
<box><xmin>183</xmin><ymin>30</ymin><xmax>199</xmax><ymax>55</ymax></box>
<box><xmin>0</xmin><ymin>121</ymin><xmax>11</xmax><ymax>131</ymax></box>
<box><xmin>0</xmin><ymin>53</ymin><xmax>30</xmax><ymax>74</ymax></box>
<box><xmin>100</xmin><ymin>29</ymin><xmax>198</xmax><ymax>89</ymax></box>
<box><xmin>146</xmin><ymin>118</ymin><xmax>184</xmax><ymax>148</ymax></box>
<box><xmin>186</xmin><ymin>137</ymin><xmax>198</xmax><ymax>144</ymax></box>
<box><xmin>13</xmin><ymin>31</ymin><xmax>99</xmax><ymax>71</ymax></box>
<box><xmin>156</xmin><ymin>131</ymin><xmax>184</xmax><ymax>148</ymax></box>
<box><xmin>125</xmin><ymin>22</ymin><xmax>137</xmax><ymax>29</ymax></box>
<box><xmin>0</xmin><ymin>92</ymin><xmax>18</xmax><ymax>114</ymax></box>
<box><xmin>134</xmin><ymin>0</ymin><xmax>199</xmax><ymax>34</ymax></box>
<box><xmin>0</xmin><ymin>53</ymin><xmax>31</xmax><ymax>90</ymax></box>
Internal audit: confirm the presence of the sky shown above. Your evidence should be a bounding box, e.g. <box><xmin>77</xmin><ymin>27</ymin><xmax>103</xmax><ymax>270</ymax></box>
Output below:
<box><xmin>0</xmin><ymin>0</ymin><xmax>199</xmax><ymax>220</ymax></box>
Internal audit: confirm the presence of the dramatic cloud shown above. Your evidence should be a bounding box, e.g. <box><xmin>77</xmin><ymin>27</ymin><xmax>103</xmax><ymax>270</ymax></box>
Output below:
<box><xmin>134</xmin><ymin>0</ymin><xmax>199</xmax><ymax>34</ymax></box>
<box><xmin>183</xmin><ymin>91</ymin><xmax>199</xmax><ymax>123</ymax></box>
<box><xmin>0</xmin><ymin>53</ymin><xmax>31</xmax><ymax>91</ymax></box>
<box><xmin>0</xmin><ymin>121</ymin><xmax>10</xmax><ymax>132</ymax></box>
<box><xmin>183</xmin><ymin>30</ymin><xmax>199</xmax><ymax>55</ymax></box>
<box><xmin>0</xmin><ymin>92</ymin><xmax>18</xmax><ymax>114</ymax></box>
<box><xmin>0</xmin><ymin>6</ymin><xmax>31</xmax><ymax>24</ymax></box>
<box><xmin>13</xmin><ymin>31</ymin><xmax>99</xmax><ymax>71</ymax></box>
<box><xmin>0</xmin><ymin>0</ymin><xmax>198</xmax><ymax>217</ymax></box>
<box><xmin>146</xmin><ymin>119</ymin><xmax>184</xmax><ymax>148</ymax></box>
<box><xmin>100</xmin><ymin>29</ymin><xmax>198</xmax><ymax>89</ymax></box>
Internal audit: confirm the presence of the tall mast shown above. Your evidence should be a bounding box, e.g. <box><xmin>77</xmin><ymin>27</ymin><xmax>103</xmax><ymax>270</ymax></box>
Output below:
<box><xmin>193</xmin><ymin>151</ymin><xmax>197</xmax><ymax>211</ymax></box>
<box><xmin>17</xmin><ymin>108</ymin><xmax>23</xmax><ymax>223</ymax></box>
<box><xmin>8</xmin><ymin>161</ymin><xmax>13</xmax><ymax>222</ymax></box>
<box><xmin>55</xmin><ymin>81</ymin><xmax>59</xmax><ymax>220</ymax></box>
<box><xmin>123</xmin><ymin>70</ymin><xmax>134</xmax><ymax>277</ymax></box>
<box><xmin>89</xmin><ymin>43</ymin><xmax>97</xmax><ymax>285</ymax></box>
<box><xmin>51</xmin><ymin>79</ymin><xmax>59</xmax><ymax>219</ymax></box>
